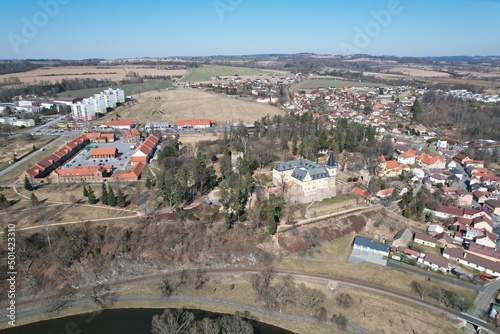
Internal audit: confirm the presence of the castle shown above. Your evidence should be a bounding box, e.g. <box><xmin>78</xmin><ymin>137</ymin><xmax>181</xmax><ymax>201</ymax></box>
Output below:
<box><xmin>272</xmin><ymin>152</ymin><xmax>337</xmax><ymax>203</ymax></box>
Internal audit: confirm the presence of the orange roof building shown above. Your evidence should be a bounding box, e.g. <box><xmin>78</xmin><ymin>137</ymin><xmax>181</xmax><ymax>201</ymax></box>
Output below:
<box><xmin>178</xmin><ymin>119</ymin><xmax>213</xmax><ymax>128</ymax></box>
<box><xmin>50</xmin><ymin>165</ymin><xmax>113</xmax><ymax>183</ymax></box>
<box><xmin>20</xmin><ymin>134</ymin><xmax>89</xmax><ymax>182</ymax></box>
<box><xmin>122</xmin><ymin>129</ymin><xmax>142</xmax><ymax>143</ymax></box>
<box><xmin>89</xmin><ymin>147</ymin><xmax>117</xmax><ymax>159</ymax></box>
<box><xmin>113</xmin><ymin>162</ymin><xmax>145</xmax><ymax>181</ymax></box>
<box><xmin>131</xmin><ymin>135</ymin><xmax>159</xmax><ymax>164</ymax></box>
<box><xmin>85</xmin><ymin>132</ymin><xmax>115</xmax><ymax>143</ymax></box>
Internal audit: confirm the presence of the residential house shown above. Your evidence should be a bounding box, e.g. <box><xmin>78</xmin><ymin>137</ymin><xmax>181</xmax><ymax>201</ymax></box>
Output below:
<box><xmin>473</xmin><ymin>189</ymin><xmax>490</xmax><ymax>205</ymax></box>
<box><xmin>474</xmin><ymin>232</ymin><xmax>497</xmax><ymax>249</ymax></box>
<box><xmin>414</xmin><ymin>233</ymin><xmax>437</xmax><ymax>248</ymax></box>
<box><xmin>403</xmin><ymin>248</ymin><xmax>420</xmax><ymax>259</ymax></box>
<box><xmin>392</xmin><ymin>228</ymin><xmax>413</xmax><ymax>248</ymax></box>
<box><xmin>417</xmin><ymin>153</ymin><xmax>446</xmax><ymax>169</ymax></box>
<box><xmin>435</xmin><ymin>232</ymin><xmax>454</xmax><ymax>248</ymax></box>
<box><xmin>453</xmin><ymin>153</ymin><xmax>470</xmax><ymax>164</ymax></box>
<box><xmin>376</xmin><ymin>155</ymin><xmax>409</xmax><ymax>177</ymax></box>
<box><xmin>377</xmin><ymin>188</ymin><xmax>394</xmax><ymax>198</ymax></box>
<box><xmin>443</xmin><ymin>248</ymin><xmax>500</xmax><ymax>277</ymax></box>
<box><xmin>418</xmin><ymin>254</ymin><xmax>449</xmax><ymax>273</ymax></box>
<box><xmin>353</xmin><ymin>236</ymin><xmax>389</xmax><ymax>257</ymax></box>
<box><xmin>397</xmin><ymin>149</ymin><xmax>417</xmax><ymax>165</ymax></box>
<box><xmin>353</xmin><ymin>187</ymin><xmax>370</xmax><ymax>202</ymax></box>
<box><xmin>485</xmin><ymin>199</ymin><xmax>500</xmax><ymax>216</ymax></box>
<box><xmin>427</xmin><ymin>223</ymin><xmax>444</xmax><ymax>236</ymax></box>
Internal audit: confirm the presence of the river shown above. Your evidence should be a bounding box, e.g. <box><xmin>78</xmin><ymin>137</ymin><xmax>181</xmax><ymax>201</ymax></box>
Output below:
<box><xmin>0</xmin><ymin>308</ymin><xmax>295</xmax><ymax>334</ymax></box>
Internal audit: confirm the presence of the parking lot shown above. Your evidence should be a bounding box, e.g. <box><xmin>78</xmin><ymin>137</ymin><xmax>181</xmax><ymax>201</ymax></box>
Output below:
<box><xmin>63</xmin><ymin>139</ymin><xmax>137</xmax><ymax>171</ymax></box>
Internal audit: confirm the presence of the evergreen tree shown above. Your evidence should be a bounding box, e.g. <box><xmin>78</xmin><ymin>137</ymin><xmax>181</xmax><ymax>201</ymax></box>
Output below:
<box><xmin>107</xmin><ymin>184</ymin><xmax>117</xmax><ymax>206</ymax></box>
<box><xmin>116</xmin><ymin>187</ymin><xmax>126</xmax><ymax>207</ymax></box>
<box><xmin>30</xmin><ymin>192</ymin><xmax>39</xmax><ymax>207</ymax></box>
<box><xmin>83</xmin><ymin>185</ymin><xmax>89</xmax><ymax>197</ymax></box>
<box><xmin>411</xmin><ymin>99</ymin><xmax>422</xmax><ymax>120</ymax></box>
<box><xmin>32</xmin><ymin>145</ymin><xmax>37</xmax><ymax>151</ymax></box>
<box><xmin>0</xmin><ymin>192</ymin><xmax>7</xmax><ymax>206</ymax></box>
<box><xmin>100</xmin><ymin>182</ymin><xmax>108</xmax><ymax>205</ymax></box>
<box><xmin>87</xmin><ymin>187</ymin><xmax>97</xmax><ymax>204</ymax></box>
<box><xmin>292</xmin><ymin>133</ymin><xmax>298</xmax><ymax>155</ymax></box>
<box><xmin>145</xmin><ymin>177</ymin><xmax>152</xmax><ymax>189</ymax></box>
<box><xmin>23</xmin><ymin>175</ymin><xmax>33</xmax><ymax>191</ymax></box>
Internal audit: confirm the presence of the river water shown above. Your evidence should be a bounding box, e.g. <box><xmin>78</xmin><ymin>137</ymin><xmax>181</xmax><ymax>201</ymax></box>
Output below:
<box><xmin>0</xmin><ymin>308</ymin><xmax>295</xmax><ymax>334</ymax></box>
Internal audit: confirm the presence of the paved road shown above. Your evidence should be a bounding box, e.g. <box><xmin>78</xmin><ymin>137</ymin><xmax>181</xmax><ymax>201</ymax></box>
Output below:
<box><xmin>473</xmin><ymin>280</ymin><xmax>500</xmax><ymax>317</ymax></box>
<box><xmin>0</xmin><ymin>137</ymin><xmax>64</xmax><ymax>177</ymax></box>
<box><xmin>387</xmin><ymin>260</ymin><xmax>481</xmax><ymax>291</ymax></box>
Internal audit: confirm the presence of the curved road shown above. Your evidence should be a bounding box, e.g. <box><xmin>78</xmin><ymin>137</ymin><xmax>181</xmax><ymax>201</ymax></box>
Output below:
<box><xmin>1</xmin><ymin>268</ymin><xmax>497</xmax><ymax>333</ymax></box>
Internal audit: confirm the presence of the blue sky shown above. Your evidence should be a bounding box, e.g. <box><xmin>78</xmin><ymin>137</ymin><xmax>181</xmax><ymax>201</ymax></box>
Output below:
<box><xmin>1</xmin><ymin>0</ymin><xmax>499</xmax><ymax>59</ymax></box>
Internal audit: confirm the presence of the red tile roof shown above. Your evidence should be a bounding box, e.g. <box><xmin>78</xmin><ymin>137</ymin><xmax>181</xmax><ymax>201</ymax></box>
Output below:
<box><xmin>90</xmin><ymin>147</ymin><xmax>117</xmax><ymax>156</ymax></box>
<box><xmin>178</xmin><ymin>119</ymin><xmax>212</xmax><ymax>127</ymax></box>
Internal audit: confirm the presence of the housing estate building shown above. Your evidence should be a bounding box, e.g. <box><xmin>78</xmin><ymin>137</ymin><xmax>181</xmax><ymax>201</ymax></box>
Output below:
<box><xmin>272</xmin><ymin>152</ymin><xmax>337</xmax><ymax>203</ymax></box>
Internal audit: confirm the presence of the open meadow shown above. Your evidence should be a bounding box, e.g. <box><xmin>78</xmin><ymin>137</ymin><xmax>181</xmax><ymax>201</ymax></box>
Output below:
<box><xmin>180</xmin><ymin>65</ymin><xmax>285</xmax><ymax>82</ymax></box>
<box><xmin>0</xmin><ymin>135</ymin><xmax>55</xmax><ymax>171</ymax></box>
<box><xmin>110</xmin><ymin>88</ymin><xmax>284</xmax><ymax>124</ymax></box>
<box><xmin>292</xmin><ymin>78</ymin><xmax>388</xmax><ymax>90</ymax></box>
<box><xmin>0</xmin><ymin>65</ymin><xmax>185</xmax><ymax>85</ymax></box>
<box><xmin>57</xmin><ymin>80</ymin><xmax>173</xmax><ymax>98</ymax></box>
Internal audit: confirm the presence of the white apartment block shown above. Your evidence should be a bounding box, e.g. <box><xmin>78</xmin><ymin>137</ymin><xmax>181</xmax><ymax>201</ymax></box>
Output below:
<box><xmin>104</xmin><ymin>87</ymin><xmax>125</xmax><ymax>104</ymax></box>
<box><xmin>71</xmin><ymin>101</ymin><xmax>96</xmax><ymax>121</ymax></box>
<box><xmin>85</xmin><ymin>96</ymin><xmax>107</xmax><ymax>114</ymax></box>
<box><xmin>94</xmin><ymin>92</ymin><xmax>117</xmax><ymax>109</ymax></box>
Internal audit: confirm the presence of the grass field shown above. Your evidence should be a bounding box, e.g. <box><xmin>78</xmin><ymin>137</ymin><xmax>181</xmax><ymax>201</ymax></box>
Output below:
<box><xmin>0</xmin><ymin>65</ymin><xmax>185</xmax><ymax>85</ymax></box>
<box><xmin>0</xmin><ymin>135</ymin><xmax>55</xmax><ymax>171</ymax></box>
<box><xmin>292</xmin><ymin>79</ymin><xmax>388</xmax><ymax>90</ymax></box>
<box><xmin>180</xmin><ymin>66</ymin><xmax>285</xmax><ymax>82</ymax></box>
<box><xmin>57</xmin><ymin>80</ymin><xmax>174</xmax><ymax>98</ymax></box>
<box><xmin>107</xmin><ymin>88</ymin><xmax>284</xmax><ymax>124</ymax></box>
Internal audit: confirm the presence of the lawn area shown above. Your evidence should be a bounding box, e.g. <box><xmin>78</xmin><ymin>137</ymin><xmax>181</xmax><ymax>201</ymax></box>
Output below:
<box><xmin>0</xmin><ymin>135</ymin><xmax>55</xmax><ymax>172</ymax></box>
<box><xmin>180</xmin><ymin>66</ymin><xmax>284</xmax><ymax>82</ymax></box>
<box><xmin>57</xmin><ymin>80</ymin><xmax>173</xmax><ymax>98</ymax></box>
<box><xmin>277</xmin><ymin>233</ymin><xmax>477</xmax><ymax>308</ymax></box>
<box><xmin>0</xmin><ymin>136</ymin><xmax>67</xmax><ymax>184</ymax></box>
<box><xmin>292</xmin><ymin>79</ymin><xmax>389</xmax><ymax>90</ymax></box>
